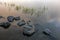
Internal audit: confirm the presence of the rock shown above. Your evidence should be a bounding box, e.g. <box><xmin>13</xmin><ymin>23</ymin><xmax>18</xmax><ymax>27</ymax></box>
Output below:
<box><xmin>0</xmin><ymin>22</ymin><xmax>11</xmax><ymax>29</ymax></box>
<box><xmin>14</xmin><ymin>16</ymin><xmax>20</xmax><ymax>21</ymax></box>
<box><xmin>7</xmin><ymin>16</ymin><xmax>15</xmax><ymax>22</ymax></box>
<box><xmin>28</xmin><ymin>20</ymin><xmax>31</xmax><ymax>22</ymax></box>
<box><xmin>23</xmin><ymin>25</ymin><xmax>35</xmax><ymax>36</ymax></box>
<box><xmin>0</xmin><ymin>16</ymin><xmax>4</xmax><ymax>19</ymax></box>
<box><xmin>17</xmin><ymin>20</ymin><xmax>26</xmax><ymax>26</ymax></box>
<box><xmin>43</xmin><ymin>28</ymin><xmax>52</xmax><ymax>36</ymax></box>
<box><xmin>43</xmin><ymin>29</ymin><xmax>57</xmax><ymax>40</ymax></box>
<box><xmin>27</xmin><ymin>20</ymin><xmax>31</xmax><ymax>25</ymax></box>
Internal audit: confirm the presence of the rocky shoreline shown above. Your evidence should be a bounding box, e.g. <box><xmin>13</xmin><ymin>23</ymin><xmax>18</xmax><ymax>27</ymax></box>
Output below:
<box><xmin>0</xmin><ymin>16</ymin><xmax>36</xmax><ymax>36</ymax></box>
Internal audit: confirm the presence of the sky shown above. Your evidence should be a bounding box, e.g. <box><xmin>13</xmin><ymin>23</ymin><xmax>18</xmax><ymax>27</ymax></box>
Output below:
<box><xmin>0</xmin><ymin>0</ymin><xmax>43</xmax><ymax>2</ymax></box>
<box><xmin>0</xmin><ymin>0</ymin><xmax>59</xmax><ymax>5</ymax></box>
<box><xmin>0</xmin><ymin>0</ymin><xmax>59</xmax><ymax>3</ymax></box>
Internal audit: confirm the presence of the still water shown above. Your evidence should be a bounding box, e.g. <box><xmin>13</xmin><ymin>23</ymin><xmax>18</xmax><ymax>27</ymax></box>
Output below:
<box><xmin>0</xmin><ymin>1</ymin><xmax>60</xmax><ymax>40</ymax></box>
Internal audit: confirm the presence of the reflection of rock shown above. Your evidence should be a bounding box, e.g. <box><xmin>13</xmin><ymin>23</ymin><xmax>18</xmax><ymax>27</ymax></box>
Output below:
<box><xmin>0</xmin><ymin>22</ymin><xmax>11</xmax><ymax>29</ymax></box>
<box><xmin>23</xmin><ymin>25</ymin><xmax>35</xmax><ymax>36</ymax></box>
<box><xmin>17</xmin><ymin>20</ymin><xmax>26</xmax><ymax>26</ymax></box>
<box><xmin>14</xmin><ymin>16</ymin><xmax>20</xmax><ymax>21</ymax></box>
<box><xmin>7</xmin><ymin>16</ymin><xmax>15</xmax><ymax>22</ymax></box>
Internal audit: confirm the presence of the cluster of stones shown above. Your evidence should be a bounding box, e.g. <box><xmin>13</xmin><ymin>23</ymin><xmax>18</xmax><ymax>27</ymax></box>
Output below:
<box><xmin>0</xmin><ymin>16</ymin><xmax>56</xmax><ymax>39</ymax></box>
<box><xmin>0</xmin><ymin>16</ymin><xmax>35</xmax><ymax>36</ymax></box>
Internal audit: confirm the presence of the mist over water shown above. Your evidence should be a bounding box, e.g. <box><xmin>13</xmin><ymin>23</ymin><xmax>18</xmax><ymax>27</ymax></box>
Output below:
<box><xmin>21</xmin><ymin>1</ymin><xmax>60</xmax><ymax>40</ymax></box>
<box><xmin>0</xmin><ymin>0</ymin><xmax>60</xmax><ymax>40</ymax></box>
<box><xmin>20</xmin><ymin>1</ymin><xmax>60</xmax><ymax>40</ymax></box>
<box><xmin>5</xmin><ymin>1</ymin><xmax>60</xmax><ymax>40</ymax></box>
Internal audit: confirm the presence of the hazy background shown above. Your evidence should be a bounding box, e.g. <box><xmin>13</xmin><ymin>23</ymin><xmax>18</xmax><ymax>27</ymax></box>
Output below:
<box><xmin>0</xmin><ymin>0</ymin><xmax>60</xmax><ymax>40</ymax></box>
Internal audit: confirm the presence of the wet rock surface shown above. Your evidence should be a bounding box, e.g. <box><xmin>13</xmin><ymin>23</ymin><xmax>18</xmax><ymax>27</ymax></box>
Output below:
<box><xmin>42</xmin><ymin>28</ymin><xmax>57</xmax><ymax>40</ymax></box>
<box><xmin>0</xmin><ymin>16</ymin><xmax>4</xmax><ymax>19</ymax></box>
<box><xmin>0</xmin><ymin>16</ymin><xmax>53</xmax><ymax>40</ymax></box>
<box><xmin>7</xmin><ymin>16</ymin><xmax>15</xmax><ymax>22</ymax></box>
<box><xmin>0</xmin><ymin>22</ymin><xmax>11</xmax><ymax>29</ymax></box>
<box><xmin>27</xmin><ymin>20</ymin><xmax>31</xmax><ymax>25</ymax></box>
<box><xmin>23</xmin><ymin>25</ymin><xmax>35</xmax><ymax>36</ymax></box>
<box><xmin>17</xmin><ymin>20</ymin><xmax>26</xmax><ymax>26</ymax></box>
<box><xmin>42</xmin><ymin>29</ymin><xmax>52</xmax><ymax>36</ymax></box>
<box><xmin>14</xmin><ymin>16</ymin><xmax>20</xmax><ymax>21</ymax></box>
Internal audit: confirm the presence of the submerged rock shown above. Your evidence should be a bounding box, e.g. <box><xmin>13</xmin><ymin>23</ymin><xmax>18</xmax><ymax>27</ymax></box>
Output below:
<box><xmin>17</xmin><ymin>20</ymin><xmax>26</xmax><ymax>26</ymax></box>
<box><xmin>7</xmin><ymin>16</ymin><xmax>15</xmax><ymax>22</ymax></box>
<box><xmin>43</xmin><ymin>28</ymin><xmax>52</xmax><ymax>36</ymax></box>
<box><xmin>43</xmin><ymin>29</ymin><xmax>57</xmax><ymax>40</ymax></box>
<box><xmin>14</xmin><ymin>16</ymin><xmax>20</xmax><ymax>21</ymax></box>
<box><xmin>0</xmin><ymin>22</ymin><xmax>11</xmax><ymax>29</ymax></box>
<box><xmin>23</xmin><ymin>25</ymin><xmax>35</xmax><ymax>36</ymax></box>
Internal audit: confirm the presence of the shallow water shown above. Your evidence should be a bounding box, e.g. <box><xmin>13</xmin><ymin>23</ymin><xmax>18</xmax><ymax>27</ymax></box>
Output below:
<box><xmin>0</xmin><ymin>1</ymin><xmax>60</xmax><ymax>40</ymax></box>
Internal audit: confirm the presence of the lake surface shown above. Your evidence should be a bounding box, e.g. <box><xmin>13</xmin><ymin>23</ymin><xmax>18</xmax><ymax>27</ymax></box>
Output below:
<box><xmin>0</xmin><ymin>1</ymin><xmax>60</xmax><ymax>40</ymax></box>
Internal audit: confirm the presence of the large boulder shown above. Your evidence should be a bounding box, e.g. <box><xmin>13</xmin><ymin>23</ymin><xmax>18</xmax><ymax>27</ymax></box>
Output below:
<box><xmin>17</xmin><ymin>20</ymin><xmax>26</xmax><ymax>26</ymax></box>
<box><xmin>7</xmin><ymin>16</ymin><xmax>15</xmax><ymax>22</ymax></box>
<box><xmin>23</xmin><ymin>25</ymin><xmax>35</xmax><ymax>36</ymax></box>
<box><xmin>14</xmin><ymin>16</ymin><xmax>20</xmax><ymax>21</ymax></box>
<box><xmin>0</xmin><ymin>22</ymin><xmax>11</xmax><ymax>29</ymax></box>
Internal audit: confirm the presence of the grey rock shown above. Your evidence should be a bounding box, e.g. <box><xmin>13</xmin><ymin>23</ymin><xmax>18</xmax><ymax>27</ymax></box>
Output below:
<box><xmin>43</xmin><ymin>28</ymin><xmax>52</xmax><ymax>36</ymax></box>
<box><xmin>27</xmin><ymin>20</ymin><xmax>31</xmax><ymax>22</ymax></box>
<box><xmin>7</xmin><ymin>16</ymin><xmax>15</xmax><ymax>22</ymax></box>
<box><xmin>0</xmin><ymin>16</ymin><xmax>4</xmax><ymax>19</ymax></box>
<box><xmin>23</xmin><ymin>25</ymin><xmax>35</xmax><ymax>36</ymax></box>
<box><xmin>27</xmin><ymin>20</ymin><xmax>31</xmax><ymax>25</ymax></box>
<box><xmin>14</xmin><ymin>16</ymin><xmax>20</xmax><ymax>21</ymax></box>
<box><xmin>17</xmin><ymin>20</ymin><xmax>26</xmax><ymax>26</ymax></box>
<box><xmin>0</xmin><ymin>22</ymin><xmax>11</xmax><ymax>29</ymax></box>
<box><xmin>43</xmin><ymin>29</ymin><xmax>57</xmax><ymax>40</ymax></box>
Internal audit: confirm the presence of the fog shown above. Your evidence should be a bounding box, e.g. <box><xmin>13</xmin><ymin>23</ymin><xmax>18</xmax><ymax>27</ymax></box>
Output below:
<box><xmin>0</xmin><ymin>0</ymin><xmax>60</xmax><ymax>40</ymax></box>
